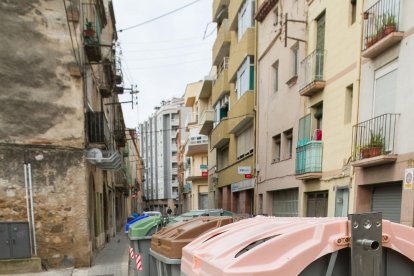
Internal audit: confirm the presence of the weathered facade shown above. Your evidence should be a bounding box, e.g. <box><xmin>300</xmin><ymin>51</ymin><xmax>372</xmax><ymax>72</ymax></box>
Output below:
<box><xmin>0</xmin><ymin>0</ymin><xmax>128</xmax><ymax>269</ymax></box>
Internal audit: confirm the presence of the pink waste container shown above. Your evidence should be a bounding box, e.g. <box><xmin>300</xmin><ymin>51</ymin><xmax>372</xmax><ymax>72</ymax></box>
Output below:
<box><xmin>181</xmin><ymin>214</ymin><xmax>414</xmax><ymax>275</ymax></box>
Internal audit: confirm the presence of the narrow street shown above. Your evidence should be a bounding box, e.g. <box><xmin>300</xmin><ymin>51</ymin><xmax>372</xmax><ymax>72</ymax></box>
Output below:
<box><xmin>6</xmin><ymin>231</ymin><xmax>130</xmax><ymax>276</ymax></box>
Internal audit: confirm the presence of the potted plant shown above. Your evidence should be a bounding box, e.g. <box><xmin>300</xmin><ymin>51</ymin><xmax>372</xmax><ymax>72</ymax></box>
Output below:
<box><xmin>84</xmin><ymin>21</ymin><xmax>95</xmax><ymax>37</ymax></box>
<box><xmin>368</xmin><ymin>131</ymin><xmax>384</xmax><ymax>157</ymax></box>
<box><xmin>383</xmin><ymin>13</ymin><xmax>396</xmax><ymax>36</ymax></box>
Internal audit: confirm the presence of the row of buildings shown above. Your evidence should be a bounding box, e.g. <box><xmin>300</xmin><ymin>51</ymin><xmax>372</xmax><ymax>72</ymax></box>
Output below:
<box><xmin>0</xmin><ymin>0</ymin><xmax>143</xmax><ymax>270</ymax></box>
<box><xmin>141</xmin><ymin>0</ymin><xmax>414</xmax><ymax>226</ymax></box>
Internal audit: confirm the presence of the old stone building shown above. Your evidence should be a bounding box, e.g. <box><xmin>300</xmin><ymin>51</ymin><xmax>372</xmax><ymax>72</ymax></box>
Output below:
<box><xmin>0</xmin><ymin>0</ymin><xmax>128</xmax><ymax>269</ymax></box>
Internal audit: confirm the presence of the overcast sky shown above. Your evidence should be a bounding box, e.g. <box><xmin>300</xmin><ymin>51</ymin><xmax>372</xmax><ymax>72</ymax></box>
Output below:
<box><xmin>112</xmin><ymin>0</ymin><xmax>215</xmax><ymax>129</ymax></box>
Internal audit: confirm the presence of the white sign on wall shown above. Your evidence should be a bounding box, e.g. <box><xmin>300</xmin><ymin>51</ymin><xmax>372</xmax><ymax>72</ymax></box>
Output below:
<box><xmin>238</xmin><ymin>166</ymin><xmax>251</xmax><ymax>174</ymax></box>
<box><xmin>404</xmin><ymin>168</ymin><xmax>414</xmax><ymax>190</ymax></box>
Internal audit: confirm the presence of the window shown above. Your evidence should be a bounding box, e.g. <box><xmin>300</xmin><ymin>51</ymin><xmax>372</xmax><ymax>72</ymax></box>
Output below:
<box><xmin>344</xmin><ymin>84</ymin><xmax>353</xmax><ymax>124</ymax></box>
<box><xmin>236</xmin><ymin>57</ymin><xmax>254</xmax><ymax>99</ymax></box>
<box><xmin>273</xmin><ymin>60</ymin><xmax>279</xmax><ymax>92</ymax></box>
<box><xmin>272</xmin><ymin>134</ymin><xmax>281</xmax><ymax>163</ymax></box>
<box><xmin>236</xmin><ymin>126</ymin><xmax>254</xmax><ymax>159</ymax></box>
<box><xmin>350</xmin><ymin>0</ymin><xmax>357</xmax><ymax>25</ymax></box>
<box><xmin>283</xmin><ymin>129</ymin><xmax>293</xmax><ymax>159</ymax></box>
<box><xmin>217</xmin><ymin>146</ymin><xmax>229</xmax><ymax>170</ymax></box>
<box><xmin>238</xmin><ymin>0</ymin><xmax>254</xmax><ymax>41</ymax></box>
<box><xmin>373</xmin><ymin>60</ymin><xmax>397</xmax><ymax>117</ymax></box>
<box><xmin>214</xmin><ymin>94</ymin><xmax>229</xmax><ymax>127</ymax></box>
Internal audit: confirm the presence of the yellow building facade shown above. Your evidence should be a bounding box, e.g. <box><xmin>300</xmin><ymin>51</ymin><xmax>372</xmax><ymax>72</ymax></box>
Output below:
<box><xmin>209</xmin><ymin>0</ymin><xmax>256</xmax><ymax>215</ymax></box>
<box><xmin>296</xmin><ymin>0</ymin><xmax>363</xmax><ymax>217</ymax></box>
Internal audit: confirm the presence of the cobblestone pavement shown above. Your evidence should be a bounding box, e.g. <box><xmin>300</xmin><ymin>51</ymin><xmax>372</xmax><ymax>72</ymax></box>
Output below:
<box><xmin>9</xmin><ymin>230</ymin><xmax>130</xmax><ymax>276</ymax></box>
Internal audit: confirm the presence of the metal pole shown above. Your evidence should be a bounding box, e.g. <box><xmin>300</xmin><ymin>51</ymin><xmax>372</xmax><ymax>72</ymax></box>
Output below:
<box><xmin>24</xmin><ymin>164</ymin><xmax>33</xmax><ymax>255</ymax></box>
<box><xmin>28</xmin><ymin>163</ymin><xmax>37</xmax><ymax>256</ymax></box>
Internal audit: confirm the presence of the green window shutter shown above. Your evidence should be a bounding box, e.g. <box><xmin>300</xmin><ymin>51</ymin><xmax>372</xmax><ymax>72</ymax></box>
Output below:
<box><xmin>249</xmin><ymin>64</ymin><xmax>254</xmax><ymax>90</ymax></box>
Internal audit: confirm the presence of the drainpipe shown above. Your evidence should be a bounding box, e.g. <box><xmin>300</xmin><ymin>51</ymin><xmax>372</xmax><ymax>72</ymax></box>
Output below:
<box><xmin>24</xmin><ymin>163</ymin><xmax>33</xmax><ymax>255</ymax></box>
<box><xmin>28</xmin><ymin>163</ymin><xmax>37</xmax><ymax>256</ymax></box>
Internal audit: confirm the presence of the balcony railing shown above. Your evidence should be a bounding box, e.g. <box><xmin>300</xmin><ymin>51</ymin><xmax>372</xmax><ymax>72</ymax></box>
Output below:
<box><xmin>299</xmin><ymin>50</ymin><xmax>326</xmax><ymax>96</ymax></box>
<box><xmin>351</xmin><ymin>113</ymin><xmax>398</xmax><ymax>162</ymax></box>
<box><xmin>189</xmin><ymin>136</ymin><xmax>208</xmax><ymax>145</ymax></box>
<box><xmin>86</xmin><ymin>111</ymin><xmax>109</xmax><ymax>145</ymax></box>
<box><xmin>363</xmin><ymin>0</ymin><xmax>401</xmax><ymax>51</ymax></box>
<box><xmin>295</xmin><ymin>141</ymin><xmax>323</xmax><ymax>176</ymax></box>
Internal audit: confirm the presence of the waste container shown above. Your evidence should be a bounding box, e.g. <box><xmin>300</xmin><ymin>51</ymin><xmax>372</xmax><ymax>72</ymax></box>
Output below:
<box><xmin>150</xmin><ymin>216</ymin><xmax>233</xmax><ymax>276</ymax></box>
<box><xmin>181</xmin><ymin>213</ymin><xmax>414</xmax><ymax>275</ymax></box>
<box><xmin>128</xmin><ymin>216</ymin><xmax>162</xmax><ymax>276</ymax></box>
<box><xmin>125</xmin><ymin>214</ymin><xmax>149</xmax><ymax>233</ymax></box>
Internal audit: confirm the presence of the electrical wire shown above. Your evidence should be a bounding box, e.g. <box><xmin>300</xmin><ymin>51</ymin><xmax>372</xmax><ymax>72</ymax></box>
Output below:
<box><xmin>120</xmin><ymin>42</ymin><xmax>211</xmax><ymax>53</ymax></box>
<box><xmin>118</xmin><ymin>0</ymin><xmax>203</xmax><ymax>32</ymax></box>
<box><xmin>128</xmin><ymin>57</ymin><xmax>210</xmax><ymax>71</ymax></box>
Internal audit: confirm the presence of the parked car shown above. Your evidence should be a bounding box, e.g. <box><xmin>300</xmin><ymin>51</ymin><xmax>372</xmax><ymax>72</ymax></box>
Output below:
<box><xmin>168</xmin><ymin>209</ymin><xmax>233</xmax><ymax>225</ymax></box>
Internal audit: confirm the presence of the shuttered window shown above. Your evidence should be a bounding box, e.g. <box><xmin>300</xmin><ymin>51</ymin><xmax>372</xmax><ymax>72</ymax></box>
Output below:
<box><xmin>237</xmin><ymin>126</ymin><xmax>254</xmax><ymax>158</ymax></box>
<box><xmin>371</xmin><ymin>183</ymin><xmax>402</xmax><ymax>223</ymax></box>
<box><xmin>272</xmin><ymin>188</ymin><xmax>299</xmax><ymax>217</ymax></box>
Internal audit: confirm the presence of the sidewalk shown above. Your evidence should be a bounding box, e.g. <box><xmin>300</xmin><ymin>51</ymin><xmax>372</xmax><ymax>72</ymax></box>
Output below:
<box><xmin>9</xmin><ymin>231</ymin><xmax>130</xmax><ymax>276</ymax></box>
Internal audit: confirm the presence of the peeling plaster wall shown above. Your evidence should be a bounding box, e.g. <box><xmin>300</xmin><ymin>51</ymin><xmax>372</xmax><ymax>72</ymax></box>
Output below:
<box><xmin>0</xmin><ymin>0</ymin><xmax>84</xmax><ymax>147</ymax></box>
<box><xmin>0</xmin><ymin>145</ymin><xmax>89</xmax><ymax>267</ymax></box>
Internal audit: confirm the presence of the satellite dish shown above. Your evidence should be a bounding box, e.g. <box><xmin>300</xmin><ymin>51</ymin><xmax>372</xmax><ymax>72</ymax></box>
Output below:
<box><xmin>87</xmin><ymin>148</ymin><xmax>103</xmax><ymax>159</ymax></box>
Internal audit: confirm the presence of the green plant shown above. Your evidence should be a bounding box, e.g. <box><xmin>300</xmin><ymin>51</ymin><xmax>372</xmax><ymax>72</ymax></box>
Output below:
<box><xmin>85</xmin><ymin>20</ymin><xmax>93</xmax><ymax>30</ymax></box>
<box><xmin>384</xmin><ymin>13</ymin><xmax>396</xmax><ymax>27</ymax></box>
<box><xmin>369</xmin><ymin>130</ymin><xmax>384</xmax><ymax>147</ymax></box>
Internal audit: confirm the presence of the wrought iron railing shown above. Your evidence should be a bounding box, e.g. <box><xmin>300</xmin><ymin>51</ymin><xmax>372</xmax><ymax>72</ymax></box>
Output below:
<box><xmin>299</xmin><ymin>50</ymin><xmax>326</xmax><ymax>91</ymax></box>
<box><xmin>295</xmin><ymin>141</ymin><xmax>323</xmax><ymax>175</ymax></box>
<box><xmin>351</xmin><ymin>113</ymin><xmax>398</xmax><ymax>161</ymax></box>
<box><xmin>86</xmin><ymin>111</ymin><xmax>109</xmax><ymax>144</ymax></box>
<box><xmin>363</xmin><ymin>0</ymin><xmax>401</xmax><ymax>51</ymax></box>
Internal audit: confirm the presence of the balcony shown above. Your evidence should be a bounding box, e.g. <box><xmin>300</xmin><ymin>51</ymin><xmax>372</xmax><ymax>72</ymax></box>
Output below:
<box><xmin>295</xmin><ymin>141</ymin><xmax>323</xmax><ymax>180</ymax></box>
<box><xmin>172</xmin><ymin>168</ymin><xmax>178</xmax><ymax>175</ymax></box>
<box><xmin>298</xmin><ymin>50</ymin><xmax>326</xmax><ymax>97</ymax></box>
<box><xmin>362</xmin><ymin>0</ymin><xmax>403</xmax><ymax>59</ymax></box>
<box><xmin>83</xmin><ymin>24</ymin><xmax>102</xmax><ymax>62</ymax></box>
<box><xmin>114</xmin><ymin>169</ymin><xmax>128</xmax><ymax>192</ymax></box>
<box><xmin>199</xmin><ymin>110</ymin><xmax>215</xmax><ymax>136</ymax></box>
<box><xmin>186</xmin><ymin>135</ymin><xmax>208</xmax><ymax>156</ymax></box>
<box><xmin>213</xmin><ymin>0</ymin><xmax>229</xmax><ymax>22</ymax></box>
<box><xmin>211</xmin><ymin>119</ymin><xmax>230</xmax><ymax>149</ymax></box>
<box><xmin>86</xmin><ymin>111</ymin><xmax>109</xmax><ymax>146</ymax></box>
<box><xmin>228</xmin><ymin>91</ymin><xmax>254</xmax><ymax>134</ymax></box>
<box><xmin>213</xmin><ymin>19</ymin><xmax>231</xmax><ymax>66</ymax></box>
<box><xmin>351</xmin><ymin>113</ymin><xmax>398</xmax><ymax>168</ymax></box>
<box><xmin>212</xmin><ymin>58</ymin><xmax>230</xmax><ymax>106</ymax></box>
<box><xmin>199</xmin><ymin>78</ymin><xmax>213</xmax><ymax>99</ymax></box>
<box><xmin>228</xmin><ymin>28</ymin><xmax>255</xmax><ymax>81</ymax></box>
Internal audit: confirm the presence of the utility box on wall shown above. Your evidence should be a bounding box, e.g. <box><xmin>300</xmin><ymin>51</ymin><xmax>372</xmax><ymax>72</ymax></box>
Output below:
<box><xmin>0</xmin><ymin>222</ymin><xmax>31</xmax><ymax>259</ymax></box>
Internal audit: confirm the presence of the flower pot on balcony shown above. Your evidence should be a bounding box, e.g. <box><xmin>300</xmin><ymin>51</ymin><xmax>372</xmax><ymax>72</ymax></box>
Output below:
<box><xmin>368</xmin><ymin>146</ymin><xmax>382</xmax><ymax>158</ymax></box>
<box><xmin>363</xmin><ymin>12</ymin><xmax>369</xmax><ymax>20</ymax></box>
<box><xmin>383</xmin><ymin>25</ymin><xmax>396</xmax><ymax>36</ymax></box>
<box><xmin>84</xmin><ymin>29</ymin><xmax>96</xmax><ymax>37</ymax></box>
<box><xmin>360</xmin><ymin>147</ymin><xmax>371</xmax><ymax>159</ymax></box>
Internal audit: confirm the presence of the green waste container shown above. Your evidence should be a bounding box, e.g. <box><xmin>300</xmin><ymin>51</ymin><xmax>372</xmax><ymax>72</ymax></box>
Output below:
<box><xmin>128</xmin><ymin>216</ymin><xmax>162</xmax><ymax>276</ymax></box>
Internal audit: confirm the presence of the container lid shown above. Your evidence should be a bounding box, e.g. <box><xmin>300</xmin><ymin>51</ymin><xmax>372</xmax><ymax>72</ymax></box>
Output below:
<box><xmin>151</xmin><ymin>216</ymin><xmax>233</xmax><ymax>259</ymax></box>
<box><xmin>181</xmin><ymin>216</ymin><xmax>414</xmax><ymax>275</ymax></box>
<box><xmin>128</xmin><ymin>216</ymin><xmax>161</xmax><ymax>239</ymax></box>
<box><xmin>125</xmin><ymin>214</ymin><xmax>149</xmax><ymax>233</ymax></box>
